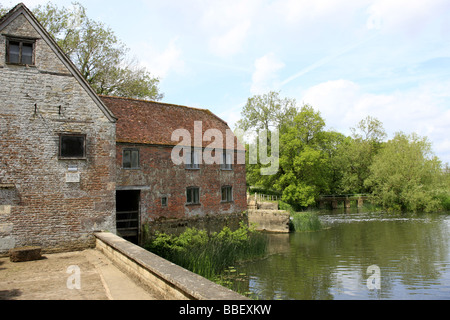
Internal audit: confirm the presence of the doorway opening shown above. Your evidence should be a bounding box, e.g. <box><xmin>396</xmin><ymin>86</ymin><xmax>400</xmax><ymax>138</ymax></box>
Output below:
<box><xmin>116</xmin><ymin>190</ymin><xmax>140</xmax><ymax>244</ymax></box>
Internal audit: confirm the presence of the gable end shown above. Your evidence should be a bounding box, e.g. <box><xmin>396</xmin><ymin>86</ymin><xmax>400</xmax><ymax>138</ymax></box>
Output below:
<box><xmin>0</xmin><ymin>3</ymin><xmax>117</xmax><ymax>123</ymax></box>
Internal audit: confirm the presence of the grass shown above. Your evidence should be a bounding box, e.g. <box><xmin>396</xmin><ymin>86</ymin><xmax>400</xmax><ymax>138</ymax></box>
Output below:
<box><xmin>143</xmin><ymin>222</ymin><xmax>268</xmax><ymax>281</ymax></box>
<box><xmin>290</xmin><ymin>212</ymin><xmax>323</xmax><ymax>232</ymax></box>
<box><xmin>279</xmin><ymin>200</ymin><xmax>325</xmax><ymax>232</ymax></box>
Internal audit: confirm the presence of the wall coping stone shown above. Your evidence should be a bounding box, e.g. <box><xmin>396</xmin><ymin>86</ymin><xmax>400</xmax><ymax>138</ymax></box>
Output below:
<box><xmin>94</xmin><ymin>232</ymin><xmax>248</xmax><ymax>300</ymax></box>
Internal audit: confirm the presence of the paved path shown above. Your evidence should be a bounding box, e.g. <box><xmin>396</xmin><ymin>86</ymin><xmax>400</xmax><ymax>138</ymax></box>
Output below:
<box><xmin>0</xmin><ymin>249</ymin><xmax>159</xmax><ymax>300</ymax></box>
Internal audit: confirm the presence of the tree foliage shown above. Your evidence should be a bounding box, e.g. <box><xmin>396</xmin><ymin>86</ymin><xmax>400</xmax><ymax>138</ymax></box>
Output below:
<box><xmin>238</xmin><ymin>91</ymin><xmax>449</xmax><ymax>212</ymax></box>
<box><xmin>365</xmin><ymin>132</ymin><xmax>446</xmax><ymax>212</ymax></box>
<box><xmin>236</xmin><ymin>91</ymin><xmax>297</xmax><ymax>134</ymax></box>
<box><xmin>334</xmin><ymin>116</ymin><xmax>387</xmax><ymax>194</ymax></box>
<box><xmin>276</xmin><ymin>105</ymin><xmax>329</xmax><ymax>208</ymax></box>
<box><xmin>0</xmin><ymin>6</ymin><xmax>7</xmax><ymax>17</ymax></box>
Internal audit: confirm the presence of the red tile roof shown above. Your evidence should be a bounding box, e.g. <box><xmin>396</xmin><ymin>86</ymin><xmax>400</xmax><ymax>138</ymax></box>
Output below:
<box><xmin>100</xmin><ymin>96</ymin><xmax>245</xmax><ymax>151</ymax></box>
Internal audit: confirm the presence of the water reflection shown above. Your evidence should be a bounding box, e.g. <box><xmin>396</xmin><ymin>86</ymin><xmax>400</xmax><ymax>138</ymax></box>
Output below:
<box><xmin>230</xmin><ymin>213</ymin><xmax>450</xmax><ymax>300</ymax></box>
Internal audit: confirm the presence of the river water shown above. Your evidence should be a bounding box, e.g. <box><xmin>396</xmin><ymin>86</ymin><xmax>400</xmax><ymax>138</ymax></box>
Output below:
<box><xmin>229</xmin><ymin>211</ymin><xmax>450</xmax><ymax>300</ymax></box>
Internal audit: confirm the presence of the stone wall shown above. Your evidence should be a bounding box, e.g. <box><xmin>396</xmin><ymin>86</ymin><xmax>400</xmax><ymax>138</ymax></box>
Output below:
<box><xmin>95</xmin><ymin>232</ymin><xmax>248</xmax><ymax>300</ymax></box>
<box><xmin>116</xmin><ymin>143</ymin><xmax>247</xmax><ymax>222</ymax></box>
<box><xmin>248</xmin><ymin>209</ymin><xmax>290</xmax><ymax>233</ymax></box>
<box><xmin>0</xmin><ymin>8</ymin><xmax>116</xmax><ymax>253</ymax></box>
<box><xmin>258</xmin><ymin>201</ymin><xmax>279</xmax><ymax>210</ymax></box>
<box><xmin>140</xmin><ymin>212</ymin><xmax>247</xmax><ymax>244</ymax></box>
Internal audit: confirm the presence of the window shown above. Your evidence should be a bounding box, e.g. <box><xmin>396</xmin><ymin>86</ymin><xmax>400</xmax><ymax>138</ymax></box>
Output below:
<box><xmin>185</xmin><ymin>148</ymin><xmax>200</xmax><ymax>169</ymax></box>
<box><xmin>161</xmin><ymin>196</ymin><xmax>168</xmax><ymax>207</ymax></box>
<box><xmin>186</xmin><ymin>187</ymin><xmax>200</xmax><ymax>205</ymax></box>
<box><xmin>123</xmin><ymin>149</ymin><xmax>139</xmax><ymax>169</ymax></box>
<box><xmin>6</xmin><ymin>38</ymin><xmax>35</xmax><ymax>65</ymax></box>
<box><xmin>221</xmin><ymin>186</ymin><xmax>233</xmax><ymax>202</ymax></box>
<box><xmin>221</xmin><ymin>151</ymin><xmax>233</xmax><ymax>170</ymax></box>
<box><xmin>59</xmin><ymin>134</ymin><xmax>86</xmax><ymax>159</ymax></box>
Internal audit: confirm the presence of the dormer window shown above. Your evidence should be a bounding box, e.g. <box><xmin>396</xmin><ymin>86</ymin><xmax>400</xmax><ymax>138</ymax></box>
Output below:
<box><xmin>6</xmin><ymin>37</ymin><xmax>35</xmax><ymax>65</ymax></box>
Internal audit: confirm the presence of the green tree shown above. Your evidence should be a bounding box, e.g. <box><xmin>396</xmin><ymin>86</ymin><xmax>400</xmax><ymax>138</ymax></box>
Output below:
<box><xmin>22</xmin><ymin>2</ymin><xmax>163</xmax><ymax>100</ymax></box>
<box><xmin>336</xmin><ymin>116</ymin><xmax>387</xmax><ymax>194</ymax></box>
<box><xmin>237</xmin><ymin>91</ymin><xmax>298</xmax><ymax>189</ymax></box>
<box><xmin>236</xmin><ymin>91</ymin><xmax>298</xmax><ymax>134</ymax></box>
<box><xmin>350</xmin><ymin>115</ymin><xmax>387</xmax><ymax>142</ymax></box>
<box><xmin>275</xmin><ymin>105</ymin><xmax>330</xmax><ymax>209</ymax></box>
<box><xmin>317</xmin><ymin>130</ymin><xmax>347</xmax><ymax>194</ymax></box>
<box><xmin>365</xmin><ymin>132</ymin><xmax>446</xmax><ymax>212</ymax></box>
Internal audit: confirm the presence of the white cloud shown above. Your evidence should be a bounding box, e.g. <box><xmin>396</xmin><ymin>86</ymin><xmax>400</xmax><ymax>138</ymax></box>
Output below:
<box><xmin>301</xmin><ymin>79</ymin><xmax>450</xmax><ymax>164</ymax></box>
<box><xmin>153</xmin><ymin>38</ymin><xmax>185</xmax><ymax>78</ymax></box>
<box><xmin>16</xmin><ymin>0</ymin><xmax>76</xmax><ymax>10</ymax></box>
<box><xmin>209</xmin><ymin>20</ymin><xmax>251</xmax><ymax>58</ymax></box>
<box><xmin>11</xmin><ymin>0</ymin><xmax>51</xmax><ymax>7</ymax></box>
<box><xmin>217</xmin><ymin>104</ymin><xmax>244</xmax><ymax>131</ymax></box>
<box><xmin>300</xmin><ymin>80</ymin><xmax>367</xmax><ymax>135</ymax></box>
<box><xmin>251</xmin><ymin>53</ymin><xmax>285</xmax><ymax>95</ymax></box>
<box><xmin>366</xmin><ymin>0</ymin><xmax>450</xmax><ymax>35</ymax></box>
<box><xmin>200</xmin><ymin>0</ymin><xmax>259</xmax><ymax>58</ymax></box>
<box><xmin>135</xmin><ymin>38</ymin><xmax>185</xmax><ymax>79</ymax></box>
<box><xmin>275</xmin><ymin>0</ymin><xmax>369</xmax><ymax>25</ymax></box>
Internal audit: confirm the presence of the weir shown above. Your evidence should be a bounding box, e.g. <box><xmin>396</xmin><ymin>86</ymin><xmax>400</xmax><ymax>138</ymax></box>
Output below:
<box><xmin>318</xmin><ymin>194</ymin><xmax>369</xmax><ymax>209</ymax></box>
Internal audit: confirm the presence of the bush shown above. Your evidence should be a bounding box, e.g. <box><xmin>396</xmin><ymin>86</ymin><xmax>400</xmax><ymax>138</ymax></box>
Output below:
<box><xmin>278</xmin><ymin>201</ymin><xmax>296</xmax><ymax>214</ymax></box>
<box><xmin>439</xmin><ymin>194</ymin><xmax>450</xmax><ymax>211</ymax></box>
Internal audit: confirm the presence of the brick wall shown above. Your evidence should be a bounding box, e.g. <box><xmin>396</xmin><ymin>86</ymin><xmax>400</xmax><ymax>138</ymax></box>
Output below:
<box><xmin>116</xmin><ymin>143</ymin><xmax>247</xmax><ymax>223</ymax></box>
<box><xmin>0</xmin><ymin>8</ymin><xmax>116</xmax><ymax>254</ymax></box>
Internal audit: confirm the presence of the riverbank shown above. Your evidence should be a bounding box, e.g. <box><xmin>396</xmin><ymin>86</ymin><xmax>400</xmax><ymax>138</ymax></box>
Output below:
<box><xmin>143</xmin><ymin>223</ymin><xmax>267</xmax><ymax>286</ymax></box>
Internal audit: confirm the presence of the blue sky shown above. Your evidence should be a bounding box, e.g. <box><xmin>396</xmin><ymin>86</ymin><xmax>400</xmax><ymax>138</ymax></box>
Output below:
<box><xmin>5</xmin><ymin>0</ymin><xmax>450</xmax><ymax>164</ymax></box>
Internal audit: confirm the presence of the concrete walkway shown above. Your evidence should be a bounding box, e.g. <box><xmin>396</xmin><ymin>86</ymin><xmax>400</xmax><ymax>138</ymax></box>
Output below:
<box><xmin>0</xmin><ymin>249</ymin><xmax>160</xmax><ymax>300</ymax></box>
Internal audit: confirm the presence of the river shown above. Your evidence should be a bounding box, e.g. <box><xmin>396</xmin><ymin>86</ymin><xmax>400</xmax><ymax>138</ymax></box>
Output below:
<box><xmin>227</xmin><ymin>211</ymin><xmax>450</xmax><ymax>300</ymax></box>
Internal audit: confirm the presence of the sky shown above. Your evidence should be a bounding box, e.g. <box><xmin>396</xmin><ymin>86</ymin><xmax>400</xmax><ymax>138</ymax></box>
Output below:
<box><xmin>4</xmin><ymin>0</ymin><xmax>450</xmax><ymax>164</ymax></box>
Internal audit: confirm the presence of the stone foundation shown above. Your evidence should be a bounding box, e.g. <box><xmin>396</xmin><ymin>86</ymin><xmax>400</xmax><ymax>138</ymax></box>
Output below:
<box><xmin>141</xmin><ymin>212</ymin><xmax>248</xmax><ymax>244</ymax></box>
<box><xmin>248</xmin><ymin>209</ymin><xmax>290</xmax><ymax>233</ymax></box>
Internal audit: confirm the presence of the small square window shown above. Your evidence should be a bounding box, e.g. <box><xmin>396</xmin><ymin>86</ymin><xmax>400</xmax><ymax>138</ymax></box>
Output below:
<box><xmin>161</xmin><ymin>196</ymin><xmax>168</xmax><ymax>207</ymax></box>
<box><xmin>221</xmin><ymin>186</ymin><xmax>233</xmax><ymax>202</ymax></box>
<box><xmin>59</xmin><ymin>134</ymin><xmax>86</xmax><ymax>159</ymax></box>
<box><xmin>6</xmin><ymin>38</ymin><xmax>35</xmax><ymax>65</ymax></box>
<box><xmin>123</xmin><ymin>149</ymin><xmax>139</xmax><ymax>169</ymax></box>
<box><xmin>186</xmin><ymin>187</ymin><xmax>200</xmax><ymax>204</ymax></box>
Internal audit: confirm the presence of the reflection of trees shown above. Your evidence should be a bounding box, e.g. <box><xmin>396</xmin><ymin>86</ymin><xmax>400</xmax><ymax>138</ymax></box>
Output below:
<box><xmin>238</xmin><ymin>231</ymin><xmax>337</xmax><ymax>300</ymax></box>
<box><xmin>233</xmin><ymin>217</ymin><xmax>449</xmax><ymax>300</ymax></box>
<box><xmin>390</xmin><ymin>220</ymin><xmax>449</xmax><ymax>286</ymax></box>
